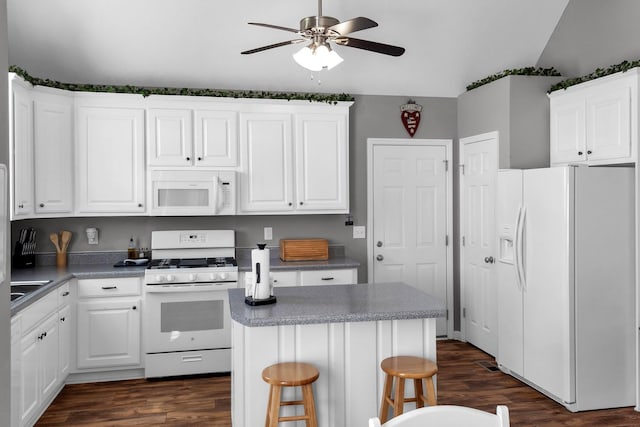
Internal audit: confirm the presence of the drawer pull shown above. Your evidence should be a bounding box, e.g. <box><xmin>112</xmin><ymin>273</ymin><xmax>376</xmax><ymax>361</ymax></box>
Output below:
<box><xmin>321</xmin><ymin>277</ymin><xmax>335</xmax><ymax>281</ymax></box>
<box><xmin>62</xmin><ymin>291</ymin><xmax>70</xmax><ymax>297</ymax></box>
<box><xmin>182</xmin><ymin>355</ymin><xmax>203</xmax><ymax>363</ymax></box>
<box><xmin>101</xmin><ymin>286</ymin><xmax>117</xmax><ymax>290</ymax></box>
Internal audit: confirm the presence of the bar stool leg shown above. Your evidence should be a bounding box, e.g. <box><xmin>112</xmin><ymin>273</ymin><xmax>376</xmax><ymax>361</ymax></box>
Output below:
<box><xmin>379</xmin><ymin>374</ymin><xmax>393</xmax><ymax>422</ymax></box>
<box><xmin>425</xmin><ymin>376</ymin><xmax>437</xmax><ymax>406</ymax></box>
<box><xmin>414</xmin><ymin>378</ymin><xmax>425</xmax><ymax>409</ymax></box>
<box><xmin>393</xmin><ymin>377</ymin><xmax>406</xmax><ymax>418</ymax></box>
<box><xmin>266</xmin><ymin>385</ymin><xmax>281</xmax><ymax>427</ymax></box>
<box><xmin>302</xmin><ymin>383</ymin><xmax>318</xmax><ymax>427</ymax></box>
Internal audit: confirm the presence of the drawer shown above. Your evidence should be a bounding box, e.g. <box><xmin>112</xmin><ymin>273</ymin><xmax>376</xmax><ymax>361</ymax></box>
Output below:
<box><xmin>20</xmin><ymin>291</ymin><xmax>58</xmax><ymax>334</ymax></box>
<box><xmin>77</xmin><ymin>277</ymin><xmax>141</xmax><ymax>298</ymax></box>
<box><xmin>271</xmin><ymin>271</ymin><xmax>298</xmax><ymax>287</ymax></box>
<box><xmin>299</xmin><ymin>268</ymin><xmax>357</xmax><ymax>286</ymax></box>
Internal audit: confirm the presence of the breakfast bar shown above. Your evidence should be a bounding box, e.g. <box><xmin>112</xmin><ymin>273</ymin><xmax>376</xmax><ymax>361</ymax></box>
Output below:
<box><xmin>228</xmin><ymin>282</ymin><xmax>446</xmax><ymax>427</ymax></box>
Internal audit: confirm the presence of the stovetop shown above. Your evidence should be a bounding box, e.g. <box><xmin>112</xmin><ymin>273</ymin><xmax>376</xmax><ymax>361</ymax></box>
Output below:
<box><xmin>147</xmin><ymin>257</ymin><xmax>237</xmax><ymax>270</ymax></box>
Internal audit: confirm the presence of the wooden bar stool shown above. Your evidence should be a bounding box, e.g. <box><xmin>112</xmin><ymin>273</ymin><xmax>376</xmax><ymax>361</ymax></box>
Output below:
<box><xmin>262</xmin><ymin>362</ymin><xmax>319</xmax><ymax>427</ymax></box>
<box><xmin>379</xmin><ymin>355</ymin><xmax>438</xmax><ymax>423</ymax></box>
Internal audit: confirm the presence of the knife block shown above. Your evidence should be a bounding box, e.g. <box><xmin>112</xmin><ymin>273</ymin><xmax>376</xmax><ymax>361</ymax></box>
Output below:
<box><xmin>12</xmin><ymin>242</ymin><xmax>35</xmax><ymax>269</ymax></box>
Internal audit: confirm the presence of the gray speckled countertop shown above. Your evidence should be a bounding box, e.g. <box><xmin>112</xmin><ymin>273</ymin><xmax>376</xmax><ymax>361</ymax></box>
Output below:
<box><xmin>229</xmin><ymin>282</ymin><xmax>446</xmax><ymax>327</ymax></box>
<box><xmin>236</xmin><ymin>256</ymin><xmax>360</xmax><ymax>272</ymax></box>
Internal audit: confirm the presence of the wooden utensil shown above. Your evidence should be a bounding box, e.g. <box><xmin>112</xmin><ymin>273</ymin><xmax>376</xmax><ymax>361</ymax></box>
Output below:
<box><xmin>50</xmin><ymin>232</ymin><xmax>61</xmax><ymax>253</ymax></box>
<box><xmin>60</xmin><ymin>230</ymin><xmax>72</xmax><ymax>252</ymax></box>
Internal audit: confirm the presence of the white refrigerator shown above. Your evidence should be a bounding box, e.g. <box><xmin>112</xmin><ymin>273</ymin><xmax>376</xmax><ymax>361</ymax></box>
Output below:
<box><xmin>496</xmin><ymin>165</ymin><xmax>635</xmax><ymax>412</ymax></box>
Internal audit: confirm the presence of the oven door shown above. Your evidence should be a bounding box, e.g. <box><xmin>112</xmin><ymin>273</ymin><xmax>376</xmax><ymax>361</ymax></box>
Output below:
<box><xmin>144</xmin><ymin>283</ymin><xmax>233</xmax><ymax>353</ymax></box>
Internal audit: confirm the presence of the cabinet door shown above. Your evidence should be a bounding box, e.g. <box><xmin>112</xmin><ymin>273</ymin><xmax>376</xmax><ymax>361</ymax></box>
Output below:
<box><xmin>11</xmin><ymin>82</ymin><xmax>34</xmax><ymax>218</ymax></box>
<box><xmin>33</xmin><ymin>91</ymin><xmax>73</xmax><ymax>214</ymax></box>
<box><xmin>585</xmin><ymin>79</ymin><xmax>632</xmax><ymax>162</ymax></box>
<box><xmin>39</xmin><ymin>313</ymin><xmax>60</xmax><ymax>400</ymax></box>
<box><xmin>76</xmin><ymin>105</ymin><xmax>146</xmax><ymax>213</ymax></box>
<box><xmin>194</xmin><ymin>110</ymin><xmax>238</xmax><ymax>167</ymax></box>
<box><xmin>58</xmin><ymin>304</ymin><xmax>71</xmax><ymax>378</ymax></box>
<box><xmin>11</xmin><ymin>317</ymin><xmax>22</xmax><ymax>427</ymax></box>
<box><xmin>550</xmin><ymin>93</ymin><xmax>586</xmax><ymax>165</ymax></box>
<box><xmin>20</xmin><ymin>328</ymin><xmax>40</xmax><ymax>426</ymax></box>
<box><xmin>240</xmin><ymin>113</ymin><xmax>294</xmax><ymax>212</ymax></box>
<box><xmin>299</xmin><ymin>268</ymin><xmax>357</xmax><ymax>286</ymax></box>
<box><xmin>147</xmin><ymin>108</ymin><xmax>193</xmax><ymax>166</ymax></box>
<box><xmin>295</xmin><ymin>113</ymin><xmax>349</xmax><ymax>212</ymax></box>
<box><xmin>76</xmin><ymin>298</ymin><xmax>141</xmax><ymax>369</ymax></box>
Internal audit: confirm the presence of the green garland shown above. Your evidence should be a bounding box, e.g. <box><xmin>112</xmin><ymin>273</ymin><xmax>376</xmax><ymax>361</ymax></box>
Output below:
<box><xmin>8</xmin><ymin>65</ymin><xmax>354</xmax><ymax>105</ymax></box>
<box><xmin>466</xmin><ymin>67</ymin><xmax>561</xmax><ymax>91</ymax></box>
<box><xmin>548</xmin><ymin>59</ymin><xmax>640</xmax><ymax>93</ymax></box>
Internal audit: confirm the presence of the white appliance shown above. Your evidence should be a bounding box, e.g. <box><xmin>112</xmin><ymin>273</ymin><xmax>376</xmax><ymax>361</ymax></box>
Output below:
<box><xmin>496</xmin><ymin>165</ymin><xmax>635</xmax><ymax>412</ymax></box>
<box><xmin>143</xmin><ymin>230</ymin><xmax>237</xmax><ymax>378</ymax></box>
<box><xmin>149</xmin><ymin>170</ymin><xmax>236</xmax><ymax>216</ymax></box>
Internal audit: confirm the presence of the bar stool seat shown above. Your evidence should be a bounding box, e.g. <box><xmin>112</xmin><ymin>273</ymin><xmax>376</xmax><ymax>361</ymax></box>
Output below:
<box><xmin>379</xmin><ymin>355</ymin><xmax>438</xmax><ymax>423</ymax></box>
<box><xmin>262</xmin><ymin>362</ymin><xmax>319</xmax><ymax>427</ymax></box>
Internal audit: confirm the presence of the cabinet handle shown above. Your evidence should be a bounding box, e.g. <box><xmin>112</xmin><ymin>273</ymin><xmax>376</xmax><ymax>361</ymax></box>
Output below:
<box><xmin>60</xmin><ymin>316</ymin><xmax>66</xmax><ymax>322</ymax></box>
<box><xmin>587</xmin><ymin>150</ymin><xmax>592</xmax><ymax>155</ymax></box>
<box><xmin>186</xmin><ymin>157</ymin><xmax>191</xmax><ymax>161</ymax></box>
<box><xmin>138</xmin><ymin>203</ymin><xmax>143</xmax><ymax>207</ymax></box>
<box><xmin>132</xmin><ymin>306</ymin><xmax>137</xmax><ymax>310</ymax></box>
<box><xmin>299</xmin><ymin>202</ymin><xmax>304</xmax><ymax>206</ymax></box>
<box><xmin>321</xmin><ymin>277</ymin><xmax>334</xmax><ymax>281</ymax></box>
<box><xmin>197</xmin><ymin>157</ymin><xmax>202</xmax><ymax>161</ymax></box>
<box><xmin>578</xmin><ymin>151</ymin><xmax>583</xmax><ymax>155</ymax></box>
<box><xmin>288</xmin><ymin>202</ymin><xmax>292</xmax><ymax>206</ymax></box>
<box><xmin>101</xmin><ymin>285</ymin><xmax>117</xmax><ymax>290</ymax></box>
<box><xmin>39</xmin><ymin>203</ymin><xmax>45</xmax><ymax>208</ymax></box>
<box><xmin>62</xmin><ymin>291</ymin><xmax>70</xmax><ymax>297</ymax></box>
<box><xmin>18</xmin><ymin>204</ymin><xmax>24</xmax><ymax>208</ymax></box>
<box><xmin>38</xmin><ymin>334</ymin><xmax>43</xmax><ymax>341</ymax></box>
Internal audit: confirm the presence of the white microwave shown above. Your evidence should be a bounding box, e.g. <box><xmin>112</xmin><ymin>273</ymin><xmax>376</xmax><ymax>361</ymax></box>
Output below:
<box><xmin>149</xmin><ymin>170</ymin><xmax>236</xmax><ymax>216</ymax></box>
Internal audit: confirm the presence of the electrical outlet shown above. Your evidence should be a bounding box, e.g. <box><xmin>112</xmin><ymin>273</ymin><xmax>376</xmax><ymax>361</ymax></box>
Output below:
<box><xmin>264</xmin><ymin>227</ymin><xmax>273</xmax><ymax>241</ymax></box>
<box><xmin>353</xmin><ymin>226</ymin><xmax>366</xmax><ymax>239</ymax></box>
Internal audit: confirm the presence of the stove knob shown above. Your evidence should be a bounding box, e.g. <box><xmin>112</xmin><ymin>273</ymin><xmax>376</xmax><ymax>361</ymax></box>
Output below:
<box><xmin>166</xmin><ymin>274</ymin><xmax>175</xmax><ymax>282</ymax></box>
<box><xmin>209</xmin><ymin>272</ymin><xmax>218</xmax><ymax>281</ymax></box>
<box><xmin>188</xmin><ymin>273</ymin><xmax>197</xmax><ymax>282</ymax></box>
<box><xmin>155</xmin><ymin>275</ymin><xmax>165</xmax><ymax>283</ymax></box>
<box><xmin>219</xmin><ymin>272</ymin><xmax>228</xmax><ymax>280</ymax></box>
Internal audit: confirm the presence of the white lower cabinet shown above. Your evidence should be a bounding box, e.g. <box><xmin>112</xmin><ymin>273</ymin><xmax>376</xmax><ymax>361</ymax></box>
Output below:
<box><xmin>76</xmin><ymin>278</ymin><xmax>142</xmax><ymax>369</ymax></box>
<box><xmin>299</xmin><ymin>268</ymin><xmax>357</xmax><ymax>286</ymax></box>
<box><xmin>12</xmin><ymin>284</ymin><xmax>70</xmax><ymax>427</ymax></box>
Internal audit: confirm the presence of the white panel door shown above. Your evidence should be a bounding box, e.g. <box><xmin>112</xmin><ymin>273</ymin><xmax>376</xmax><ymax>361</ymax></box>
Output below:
<box><xmin>76</xmin><ymin>105</ymin><xmax>146</xmax><ymax>213</ymax></box>
<box><xmin>522</xmin><ymin>167</ymin><xmax>574</xmax><ymax>403</ymax></box>
<box><xmin>11</xmin><ymin>82</ymin><xmax>34</xmax><ymax>218</ymax></box>
<box><xmin>147</xmin><ymin>108</ymin><xmax>193</xmax><ymax>166</ymax></box>
<box><xmin>295</xmin><ymin>113</ymin><xmax>348</xmax><ymax>211</ymax></box>
<box><xmin>239</xmin><ymin>112</ymin><xmax>293</xmax><ymax>212</ymax></box>
<box><xmin>586</xmin><ymin>80</ymin><xmax>631</xmax><ymax>161</ymax></box>
<box><xmin>194</xmin><ymin>110</ymin><xmax>238</xmax><ymax>167</ymax></box>
<box><xmin>550</xmin><ymin>93</ymin><xmax>586</xmax><ymax>165</ymax></box>
<box><xmin>460</xmin><ymin>132</ymin><xmax>497</xmax><ymax>356</ymax></box>
<box><xmin>33</xmin><ymin>92</ymin><xmax>73</xmax><ymax>214</ymax></box>
<box><xmin>371</xmin><ymin>144</ymin><xmax>448</xmax><ymax>335</ymax></box>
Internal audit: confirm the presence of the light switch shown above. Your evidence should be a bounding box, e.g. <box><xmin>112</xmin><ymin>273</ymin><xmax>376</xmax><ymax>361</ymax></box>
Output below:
<box><xmin>264</xmin><ymin>227</ymin><xmax>273</xmax><ymax>241</ymax></box>
<box><xmin>353</xmin><ymin>226</ymin><xmax>366</xmax><ymax>239</ymax></box>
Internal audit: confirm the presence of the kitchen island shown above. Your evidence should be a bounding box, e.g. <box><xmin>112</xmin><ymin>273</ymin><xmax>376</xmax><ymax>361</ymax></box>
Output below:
<box><xmin>228</xmin><ymin>282</ymin><xmax>446</xmax><ymax>427</ymax></box>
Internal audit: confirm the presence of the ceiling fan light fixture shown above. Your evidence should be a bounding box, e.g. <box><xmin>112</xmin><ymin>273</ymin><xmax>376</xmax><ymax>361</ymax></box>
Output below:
<box><xmin>293</xmin><ymin>42</ymin><xmax>343</xmax><ymax>71</ymax></box>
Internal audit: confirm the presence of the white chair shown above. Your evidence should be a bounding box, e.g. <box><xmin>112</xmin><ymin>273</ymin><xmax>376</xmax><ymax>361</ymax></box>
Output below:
<box><xmin>368</xmin><ymin>405</ymin><xmax>510</xmax><ymax>427</ymax></box>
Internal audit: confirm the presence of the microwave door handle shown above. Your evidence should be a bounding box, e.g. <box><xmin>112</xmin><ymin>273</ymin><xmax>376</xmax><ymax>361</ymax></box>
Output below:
<box><xmin>212</xmin><ymin>176</ymin><xmax>220</xmax><ymax>214</ymax></box>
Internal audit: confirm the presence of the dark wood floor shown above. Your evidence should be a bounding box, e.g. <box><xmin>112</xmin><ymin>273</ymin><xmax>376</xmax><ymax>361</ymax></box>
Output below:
<box><xmin>36</xmin><ymin>340</ymin><xmax>640</xmax><ymax>426</ymax></box>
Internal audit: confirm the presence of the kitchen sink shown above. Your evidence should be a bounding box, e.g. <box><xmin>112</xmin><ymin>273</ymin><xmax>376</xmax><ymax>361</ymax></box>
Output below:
<box><xmin>10</xmin><ymin>280</ymin><xmax>52</xmax><ymax>297</ymax></box>
<box><xmin>10</xmin><ymin>292</ymin><xmax>25</xmax><ymax>302</ymax></box>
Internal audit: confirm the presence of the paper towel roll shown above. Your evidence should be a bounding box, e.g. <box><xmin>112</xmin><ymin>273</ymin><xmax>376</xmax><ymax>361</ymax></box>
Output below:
<box><xmin>251</xmin><ymin>244</ymin><xmax>271</xmax><ymax>300</ymax></box>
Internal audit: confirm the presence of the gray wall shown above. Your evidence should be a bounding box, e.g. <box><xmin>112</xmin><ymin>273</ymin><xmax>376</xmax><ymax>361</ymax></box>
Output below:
<box><xmin>537</xmin><ymin>0</ymin><xmax>640</xmax><ymax>77</ymax></box>
<box><xmin>11</xmin><ymin>94</ymin><xmax>458</xmax><ymax>284</ymax></box>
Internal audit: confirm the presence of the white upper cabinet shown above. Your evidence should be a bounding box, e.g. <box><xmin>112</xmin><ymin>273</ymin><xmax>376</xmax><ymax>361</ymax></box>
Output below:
<box><xmin>147</xmin><ymin>108</ymin><xmax>193</xmax><ymax>166</ymax></box>
<box><xmin>147</xmin><ymin>103</ymin><xmax>238</xmax><ymax>168</ymax></box>
<box><xmin>10</xmin><ymin>77</ymin><xmax>34</xmax><ymax>219</ymax></box>
<box><xmin>239</xmin><ymin>104</ymin><xmax>351</xmax><ymax>214</ymax></box>
<box><xmin>295</xmin><ymin>113</ymin><xmax>348</xmax><ymax>212</ymax></box>
<box><xmin>239</xmin><ymin>112</ymin><xmax>294</xmax><ymax>212</ymax></box>
<box><xmin>32</xmin><ymin>90</ymin><xmax>74</xmax><ymax>215</ymax></box>
<box><xmin>550</xmin><ymin>70</ymin><xmax>637</xmax><ymax>166</ymax></box>
<box><xmin>75</xmin><ymin>96</ymin><xmax>146</xmax><ymax>214</ymax></box>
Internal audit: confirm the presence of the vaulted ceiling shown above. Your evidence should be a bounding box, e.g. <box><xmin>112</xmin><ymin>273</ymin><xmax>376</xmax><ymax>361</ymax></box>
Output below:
<box><xmin>7</xmin><ymin>0</ymin><xmax>569</xmax><ymax>98</ymax></box>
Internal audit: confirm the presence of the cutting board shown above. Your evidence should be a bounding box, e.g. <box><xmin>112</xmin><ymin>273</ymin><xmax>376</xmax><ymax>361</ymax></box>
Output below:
<box><xmin>280</xmin><ymin>239</ymin><xmax>328</xmax><ymax>261</ymax></box>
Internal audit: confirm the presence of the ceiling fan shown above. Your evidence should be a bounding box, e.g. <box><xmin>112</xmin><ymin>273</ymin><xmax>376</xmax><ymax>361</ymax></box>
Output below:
<box><xmin>241</xmin><ymin>0</ymin><xmax>405</xmax><ymax>71</ymax></box>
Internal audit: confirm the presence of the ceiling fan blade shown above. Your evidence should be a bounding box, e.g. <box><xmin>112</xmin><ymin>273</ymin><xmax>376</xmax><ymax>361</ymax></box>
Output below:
<box><xmin>328</xmin><ymin>17</ymin><xmax>378</xmax><ymax>36</ymax></box>
<box><xmin>334</xmin><ymin>37</ymin><xmax>405</xmax><ymax>56</ymax></box>
<box><xmin>241</xmin><ymin>39</ymin><xmax>305</xmax><ymax>55</ymax></box>
<box><xmin>248</xmin><ymin>22</ymin><xmax>300</xmax><ymax>34</ymax></box>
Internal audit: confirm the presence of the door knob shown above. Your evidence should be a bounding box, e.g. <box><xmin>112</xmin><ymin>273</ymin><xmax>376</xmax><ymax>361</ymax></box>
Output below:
<box><xmin>376</xmin><ymin>241</ymin><xmax>383</xmax><ymax>247</ymax></box>
<box><xmin>376</xmin><ymin>254</ymin><xmax>384</xmax><ymax>261</ymax></box>
<box><xmin>484</xmin><ymin>256</ymin><xmax>494</xmax><ymax>264</ymax></box>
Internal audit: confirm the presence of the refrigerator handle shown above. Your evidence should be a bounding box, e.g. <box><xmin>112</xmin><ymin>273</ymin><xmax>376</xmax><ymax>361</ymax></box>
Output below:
<box><xmin>513</xmin><ymin>205</ymin><xmax>523</xmax><ymax>290</ymax></box>
<box><xmin>516</xmin><ymin>206</ymin><xmax>527</xmax><ymax>290</ymax></box>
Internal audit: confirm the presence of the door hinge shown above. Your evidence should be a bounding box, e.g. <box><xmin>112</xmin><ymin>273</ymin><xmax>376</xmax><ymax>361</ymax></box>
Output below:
<box><xmin>462</xmin><ymin>236</ymin><xmax>465</xmax><ymax>246</ymax></box>
<box><xmin>459</xmin><ymin>164</ymin><xmax>465</xmax><ymax>175</ymax></box>
<box><xmin>446</xmin><ymin>309</ymin><xmax>449</xmax><ymax>321</ymax></box>
<box><xmin>445</xmin><ymin>235</ymin><xmax>449</xmax><ymax>246</ymax></box>
<box><xmin>443</xmin><ymin>160</ymin><xmax>449</xmax><ymax>172</ymax></box>
<box><xmin>463</xmin><ymin>307</ymin><xmax>466</xmax><ymax>318</ymax></box>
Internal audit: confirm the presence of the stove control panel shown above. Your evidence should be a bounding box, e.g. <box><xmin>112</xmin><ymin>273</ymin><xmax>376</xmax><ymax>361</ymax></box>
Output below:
<box><xmin>146</xmin><ymin>269</ymin><xmax>238</xmax><ymax>285</ymax></box>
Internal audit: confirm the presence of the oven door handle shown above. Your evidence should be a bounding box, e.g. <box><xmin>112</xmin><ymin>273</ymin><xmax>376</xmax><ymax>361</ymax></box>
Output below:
<box><xmin>145</xmin><ymin>283</ymin><xmax>235</xmax><ymax>293</ymax></box>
